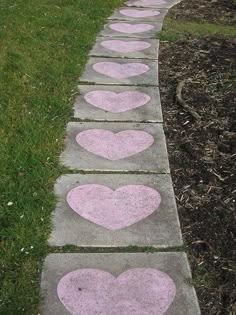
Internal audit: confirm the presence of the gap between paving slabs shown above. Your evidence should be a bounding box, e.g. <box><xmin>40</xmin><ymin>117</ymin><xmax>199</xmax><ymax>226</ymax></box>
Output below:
<box><xmin>40</xmin><ymin>0</ymin><xmax>201</xmax><ymax>313</ymax></box>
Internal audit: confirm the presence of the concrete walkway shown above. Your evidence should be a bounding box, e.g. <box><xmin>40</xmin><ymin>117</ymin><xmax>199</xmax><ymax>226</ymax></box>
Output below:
<box><xmin>40</xmin><ymin>0</ymin><xmax>201</xmax><ymax>314</ymax></box>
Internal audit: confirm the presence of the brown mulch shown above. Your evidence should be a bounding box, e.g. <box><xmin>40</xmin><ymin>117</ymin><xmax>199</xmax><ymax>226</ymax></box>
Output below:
<box><xmin>159</xmin><ymin>35</ymin><xmax>236</xmax><ymax>314</ymax></box>
<box><xmin>169</xmin><ymin>0</ymin><xmax>236</xmax><ymax>25</ymax></box>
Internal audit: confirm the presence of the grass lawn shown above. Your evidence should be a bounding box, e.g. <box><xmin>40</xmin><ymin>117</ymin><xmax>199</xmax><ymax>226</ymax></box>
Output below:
<box><xmin>0</xmin><ymin>1</ymin><xmax>122</xmax><ymax>314</ymax></box>
<box><xmin>161</xmin><ymin>18</ymin><xmax>236</xmax><ymax>41</ymax></box>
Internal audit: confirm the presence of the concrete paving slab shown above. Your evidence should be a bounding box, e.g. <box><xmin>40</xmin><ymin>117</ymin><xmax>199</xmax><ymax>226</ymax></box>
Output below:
<box><xmin>60</xmin><ymin>122</ymin><xmax>169</xmax><ymax>172</ymax></box>
<box><xmin>74</xmin><ymin>85</ymin><xmax>162</xmax><ymax>122</ymax></box>
<box><xmin>89</xmin><ymin>37</ymin><xmax>159</xmax><ymax>60</ymax></box>
<box><xmin>40</xmin><ymin>252</ymin><xmax>201</xmax><ymax>315</ymax></box>
<box><xmin>48</xmin><ymin>173</ymin><xmax>182</xmax><ymax>247</ymax></box>
<box><xmin>125</xmin><ymin>0</ymin><xmax>181</xmax><ymax>9</ymax></box>
<box><xmin>80</xmin><ymin>57</ymin><xmax>158</xmax><ymax>86</ymax></box>
<box><xmin>109</xmin><ymin>7</ymin><xmax>168</xmax><ymax>21</ymax></box>
<box><xmin>100</xmin><ymin>20</ymin><xmax>162</xmax><ymax>39</ymax></box>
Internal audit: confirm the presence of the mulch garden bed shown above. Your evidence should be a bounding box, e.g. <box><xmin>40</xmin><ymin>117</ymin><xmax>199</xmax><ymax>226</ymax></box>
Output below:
<box><xmin>169</xmin><ymin>0</ymin><xmax>236</xmax><ymax>25</ymax></box>
<box><xmin>159</xmin><ymin>35</ymin><xmax>236</xmax><ymax>314</ymax></box>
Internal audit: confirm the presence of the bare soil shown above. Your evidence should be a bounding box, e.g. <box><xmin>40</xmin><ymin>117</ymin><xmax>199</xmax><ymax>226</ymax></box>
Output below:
<box><xmin>169</xmin><ymin>0</ymin><xmax>236</xmax><ymax>25</ymax></box>
<box><xmin>159</xmin><ymin>35</ymin><xmax>236</xmax><ymax>314</ymax></box>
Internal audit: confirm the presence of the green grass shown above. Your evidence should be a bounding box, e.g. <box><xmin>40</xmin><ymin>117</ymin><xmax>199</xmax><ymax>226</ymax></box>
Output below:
<box><xmin>0</xmin><ymin>0</ymin><xmax>123</xmax><ymax>314</ymax></box>
<box><xmin>160</xmin><ymin>18</ymin><xmax>236</xmax><ymax>41</ymax></box>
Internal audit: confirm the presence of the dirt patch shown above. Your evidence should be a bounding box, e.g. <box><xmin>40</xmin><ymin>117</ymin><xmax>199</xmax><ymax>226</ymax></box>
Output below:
<box><xmin>169</xmin><ymin>0</ymin><xmax>236</xmax><ymax>25</ymax></box>
<box><xmin>159</xmin><ymin>36</ymin><xmax>236</xmax><ymax>314</ymax></box>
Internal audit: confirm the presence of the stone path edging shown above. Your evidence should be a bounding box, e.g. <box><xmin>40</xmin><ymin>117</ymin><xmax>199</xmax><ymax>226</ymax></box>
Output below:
<box><xmin>40</xmin><ymin>0</ymin><xmax>201</xmax><ymax>314</ymax></box>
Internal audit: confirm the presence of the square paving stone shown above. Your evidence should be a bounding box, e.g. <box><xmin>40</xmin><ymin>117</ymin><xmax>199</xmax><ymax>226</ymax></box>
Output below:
<box><xmin>80</xmin><ymin>57</ymin><xmax>158</xmax><ymax>86</ymax></box>
<box><xmin>60</xmin><ymin>122</ymin><xmax>169</xmax><ymax>172</ymax></box>
<box><xmin>40</xmin><ymin>252</ymin><xmax>201</xmax><ymax>315</ymax></box>
<box><xmin>109</xmin><ymin>7</ymin><xmax>168</xmax><ymax>22</ymax></box>
<box><xmin>74</xmin><ymin>85</ymin><xmax>162</xmax><ymax>122</ymax></box>
<box><xmin>48</xmin><ymin>173</ymin><xmax>182</xmax><ymax>247</ymax></box>
<box><xmin>100</xmin><ymin>20</ymin><xmax>162</xmax><ymax>39</ymax></box>
<box><xmin>90</xmin><ymin>37</ymin><xmax>159</xmax><ymax>60</ymax></box>
<box><xmin>125</xmin><ymin>0</ymin><xmax>181</xmax><ymax>9</ymax></box>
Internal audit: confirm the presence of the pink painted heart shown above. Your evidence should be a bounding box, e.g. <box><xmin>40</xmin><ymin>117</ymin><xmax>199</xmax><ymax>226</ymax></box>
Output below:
<box><xmin>67</xmin><ymin>184</ymin><xmax>161</xmax><ymax>230</ymax></box>
<box><xmin>131</xmin><ymin>0</ymin><xmax>167</xmax><ymax>6</ymax></box>
<box><xmin>120</xmin><ymin>9</ymin><xmax>161</xmax><ymax>18</ymax></box>
<box><xmin>57</xmin><ymin>268</ymin><xmax>176</xmax><ymax>314</ymax></box>
<box><xmin>109</xmin><ymin>22</ymin><xmax>154</xmax><ymax>34</ymax></box>
<box><xmin>92</xmin><ymin>62</ymin><xmax>149</xmax><ymax>79</ymax></box>
<box><xmin>84</xmin><ymin>91</ymin><xmax>151</xmax><ymax>113</ymax></box>
<box><xmin>101</xmin><ymin>40</ymin><xmax>151</xmax><ymax>53</ymax></box>
<box><xmin>76</xmin><ymin>129</ymin><xmax>154</xmax><ymax>160</ymax></box>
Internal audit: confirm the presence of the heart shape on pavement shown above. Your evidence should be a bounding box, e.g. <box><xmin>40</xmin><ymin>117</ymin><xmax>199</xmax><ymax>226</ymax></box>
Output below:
<box><xmin>76</xmin><ymin>129</ymin><xmax>154</xmax><ymax>160</ymax></box>
<box><xmin>92</xmin><ymin>62</ymin><xmax>149</xmax><ymax>79</ymax></box>
<box><xmin>84</xmin><ymin>90</ymin><xmax>151</xmax><ymax>113</ymax></box>
<box><xmin>120</xmin><ymin>9</ymin><xmax>161</xmax><ymax>18</ymax></box>
<box><xmin>67</xmin><ymin>184</ymin><xmax>161</xmax><ymax>230</ymax></box>
<box><xmin>109</xmin><ymin>22</ymin><xmax>154</xmax><ymax>34</ymax></box>
<box><xmin>101</xmin><ymin>40</ymin><xmax>151</xmax><ymax>53</ymax></box>
<box><xmin>57</xmin><ymin>268</ymin><xmax>176</xmax><ymax>314</ymax></box>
